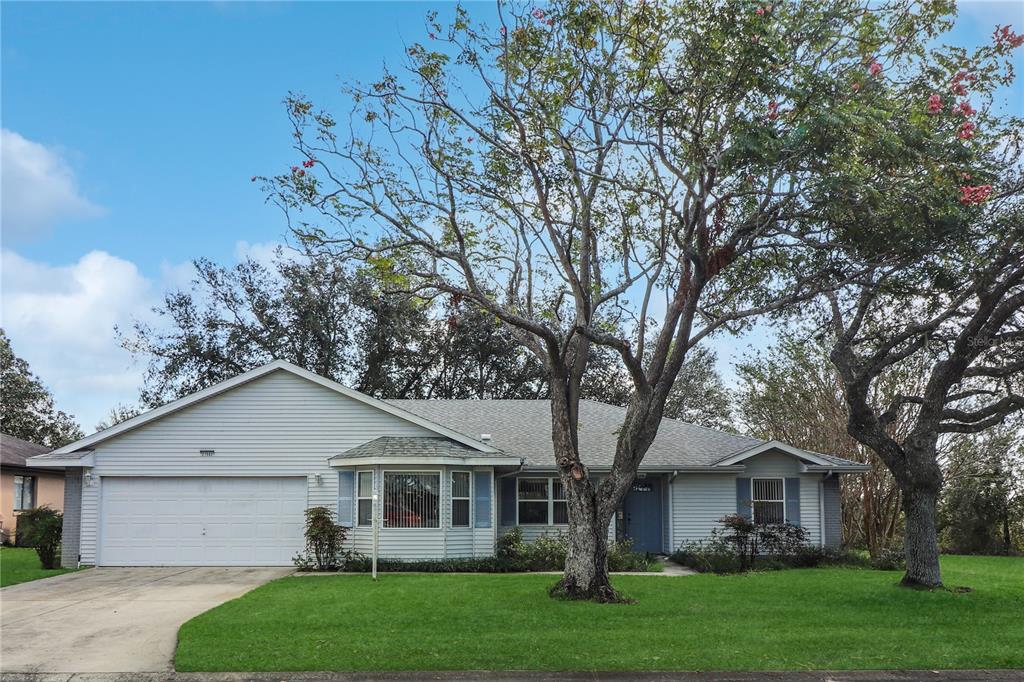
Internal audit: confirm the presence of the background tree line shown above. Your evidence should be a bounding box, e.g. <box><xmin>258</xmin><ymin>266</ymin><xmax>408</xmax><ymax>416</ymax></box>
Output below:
<box><xmin>2</xmin><ymin>247</ymin><xmax>1019</xmax><ymax>556</ymax></box>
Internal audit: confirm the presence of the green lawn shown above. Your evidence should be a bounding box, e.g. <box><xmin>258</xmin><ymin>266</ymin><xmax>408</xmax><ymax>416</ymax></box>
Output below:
<box><xmin>0</xmin><ymin>547</ymin><xmax>79</xmax><ymax>587</ymax></box>
<box><xmin>175</xmin><ymin>555</ymin><xmax>1023</xmax><ymax>672</ymax></box>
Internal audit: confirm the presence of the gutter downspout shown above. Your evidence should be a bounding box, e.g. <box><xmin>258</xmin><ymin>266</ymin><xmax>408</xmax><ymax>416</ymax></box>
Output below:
<box><xmin>496</xmin><ymin>459</ymin><xmax>526</xmax><ymax>478</ymax></box>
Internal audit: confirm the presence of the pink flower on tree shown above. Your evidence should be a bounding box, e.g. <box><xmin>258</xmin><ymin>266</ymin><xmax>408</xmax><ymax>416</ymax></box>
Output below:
<box><xmin>954</xmin><ymin>100</ymin><xmax>976</xmax><ymax>117</ymax></box>
<box><xmin>868</xmin><ymin>59</ymin><xmax>883</xmax><ymax>76</ymax></box>
<box><xmin>959</xmin><ymin>184</ymin><xmax>992</xmax><ymax>205</ymax></box>
<box><xmin>756</xmin><ymin>7</ymin><xmax>765</xmax><ymax>15</ymax></box>
<box><xmin>958</xmin><ymin>121</ymin><xmax>976</xmax><ymax>140</ymax></box>
<box><xmin>500</xmin><ymin>26</ymin><xmax>507</xmax><ymax>36</ymax></box>
<box><xmin>852</xmin><ymin>82</ymin><xmax>862</xmax><ymax>92</ymax></box>
<box><xmin>467</xmin><ymin>136</ymin><xmax>475</xmax><ymax>142</ymax></box>
<box><xmin>291</xmin><ymin>166</ymin><xmax>299</xmax><ymax>172</ymax></box>
<box><xmin>993</xmin><ymin>25</ymin><xmax>1024</xmax><ymax>49</ymax></box>
<box><xmin>297</xmin><ymin>169</ymin><xmax>305</xmax><ymax>177</ymax></box>
<box><xmin>302</xmin><ymin>159</ymin><xmax>316</xmax><ymax>168</ymax></box>
<box><xmin>951</xmin><ymin>70</ymin><xmax>971</xmax><ymax>96</ymax></box>
<box><xmin>927</xmin><ymin>93</ymin><xmax>943</xmax><ymax>114</ymax></box>
<box><xmin>532</xmin><ymin>8</ymin><xmax>545</xmax><ymax>19</ymax></box>
<box><xmin>767</xmin><ymin>100</ymin><xmax>779</xmax><ymax>120</ymax></box>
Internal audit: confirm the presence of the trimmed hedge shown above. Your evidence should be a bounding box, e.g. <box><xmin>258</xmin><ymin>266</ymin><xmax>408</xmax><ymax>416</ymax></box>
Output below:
<box><xmin>302</xmin><ymin>526</ymin><xmax>660</xmax><ymax>573</ymax></box>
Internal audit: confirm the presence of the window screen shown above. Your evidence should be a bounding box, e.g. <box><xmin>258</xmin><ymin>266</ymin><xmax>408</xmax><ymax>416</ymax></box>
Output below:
<box><xmin>752</xmin><ymin>478</ymin><xmax>785</xmax><ymax>524</ymax></box>
<box><xmin>384</xmin><ymin>472</ymin><xmax>440</xmax><ymax>528</ymax></box>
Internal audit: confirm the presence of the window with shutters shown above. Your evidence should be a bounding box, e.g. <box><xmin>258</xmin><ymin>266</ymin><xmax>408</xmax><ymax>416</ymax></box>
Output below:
<box><xmin>451</xmin><ymin>471</ymin><xmax>470</xmax><ymax>527</ymax></box>
<box><xmin>356</xmin><ymin>471</ymin><xmax>373</xmax><ymax>526</ymax></box>
<box><xmin>751</xmin><ymin>478</ymin><xmax>785</xmax><ymax>524</ymax></box>
<box><xmin>383</xmin><ymin>472</ymin><xmax>440</xmax><ymax>528</ymax></box>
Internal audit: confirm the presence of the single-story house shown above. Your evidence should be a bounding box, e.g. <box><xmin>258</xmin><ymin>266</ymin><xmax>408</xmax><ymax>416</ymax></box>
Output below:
<box><xmin>1</xmin><ymin>432</ymin><xmax>65</xmax><ymax>545</ymax></box>
<box><xmin>29</xmin><ymin>360</ymin><xmax>867</xmax><ymax>568</ymax></box>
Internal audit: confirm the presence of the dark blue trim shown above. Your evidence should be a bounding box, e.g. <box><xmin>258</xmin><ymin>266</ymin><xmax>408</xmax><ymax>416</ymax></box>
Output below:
<box><xmin>474</xmin><ymin>471</ymin><xmax>492</xmax><ymax>528</ymax></box>
<box><xmin>337</xmin><ymin>470</ymin><xmax>354</xmax><ymax>527</ymax></box>
<box><xmin>500</xmin><ymin>476</ymin><xmax>517</xmax><ymax>526</ymax></box>
<box><xmin>736</xmin><ymin>477</ymin><xmax>752</xmax><ymax>520</ymax></box>
<box><xmin>785</xmin><ymin>477</ymin><xmax>801</xmax><ymax>526</ymax></box>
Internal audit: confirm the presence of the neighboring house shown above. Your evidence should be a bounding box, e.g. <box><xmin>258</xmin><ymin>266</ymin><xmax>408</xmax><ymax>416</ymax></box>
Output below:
<box><xmin>29</xmin><ymin>361</ymin><xmax>867</xmax><ymax>568</ymax></box>
<box><xmin>1</xmin><ymin>433</ymin><xmax>65</xmax><ymax>544</ymax></box>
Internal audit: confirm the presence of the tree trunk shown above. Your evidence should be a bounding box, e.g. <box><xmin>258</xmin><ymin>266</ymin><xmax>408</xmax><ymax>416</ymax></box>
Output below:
<box><xmin>549</xmin><ymin>496</ymin><xmax>621</xmax><ymax>602</ymax></box>
<box><xmin>900</xmin><ymin>484</ymin><xmax>943</xmax><ymax>589</ymax></box>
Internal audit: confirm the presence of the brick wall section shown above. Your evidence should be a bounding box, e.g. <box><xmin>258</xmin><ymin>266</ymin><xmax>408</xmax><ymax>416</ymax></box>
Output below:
<box><xmin>61</xmin><ymin>468</ymin><xmax>82</xmax><ymax>568</ymax></box>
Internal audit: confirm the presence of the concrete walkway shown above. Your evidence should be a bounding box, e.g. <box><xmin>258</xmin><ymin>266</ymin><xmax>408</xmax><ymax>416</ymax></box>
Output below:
<box><xmin>0</xmin><ymin>567</ymin><xmax>291</xmax><ymax>674</ymax></box>
<box><xmin>1</xmin><ymin>670</ymin><xmax>1020</xmax><ymax>682</ymax></box>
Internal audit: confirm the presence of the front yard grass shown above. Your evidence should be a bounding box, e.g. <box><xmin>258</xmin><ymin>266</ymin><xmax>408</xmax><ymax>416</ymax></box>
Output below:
<box><xmin>0</xmin><ymin>546</ymin><xmax>79</xmax><ymax>587</ymax></box>
<box><xmin>175</xmin><ymin>555</ymin><xmax>1023</xmax><ymax>672</ymax></box>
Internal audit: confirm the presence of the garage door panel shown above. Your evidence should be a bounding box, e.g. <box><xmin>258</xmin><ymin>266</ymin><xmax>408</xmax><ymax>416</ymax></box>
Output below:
<box><xmin>99</xmin><ymin>477</ymin><xmax>306</xmax><ymax>566</ymax></box>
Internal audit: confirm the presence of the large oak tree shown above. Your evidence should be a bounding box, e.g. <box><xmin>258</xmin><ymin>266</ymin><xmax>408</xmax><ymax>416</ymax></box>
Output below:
<box><xmin>264</xmin><ymin>0</ymin><xmax>971</xmax><ymax>600</ymax></box>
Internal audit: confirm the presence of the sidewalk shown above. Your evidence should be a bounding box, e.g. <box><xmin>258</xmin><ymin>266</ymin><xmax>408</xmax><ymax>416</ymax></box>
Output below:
<box><xmin>2</xmin><ymin>670</ymin><xmax>1021</xmax><ymax>682</ymax></box>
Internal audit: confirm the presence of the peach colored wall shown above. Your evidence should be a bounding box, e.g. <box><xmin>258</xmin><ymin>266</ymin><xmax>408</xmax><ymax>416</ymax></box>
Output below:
<box><xmin>0</xmin><ymin>469</ymin><xmax>64</xmax><ymax>541</ymax></box>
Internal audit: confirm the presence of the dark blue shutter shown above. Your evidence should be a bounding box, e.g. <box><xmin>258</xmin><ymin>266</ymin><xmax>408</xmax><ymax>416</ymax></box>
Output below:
<box><xmin>474</xmin><ymin>471</ymin><xmax>492</xmax><ymax>528</ymax></box>
<box><xmin>736</xmin><ymin>477</ymin><xmax>752</xmax><ymax>520</ymax></box>
<box><xmin>785</xmin><ymin>477</ymin><xmax>801</xmax><ymax>526</ymax></box>
<box><xmin>500</xmin><ymin>476</ymin><xmax>517</xmax><ymax>526</ymax></box>
<box><xmin>337</xmin><ymin>470</ymin><xmax>354</xmax><ymax>527</ymax></box>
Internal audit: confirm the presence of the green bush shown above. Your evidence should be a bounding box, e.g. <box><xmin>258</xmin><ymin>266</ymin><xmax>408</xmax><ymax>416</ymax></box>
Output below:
<box><xmin>293</xmin><ymin>506</ymin><xmax>348</xmax><ymax>571</ymax></box>
<box><xmin>671</xmin><ymin>518</ymin><xmax>880</xmax><ymax>575</ymax></box>
<box><xmin>15</xmin><ymin>506</ymin><xmax>63</xmax><ymax>569</ymax></box>
<box><xmin>337</xmin><ymin>528</ymin><xmax>657</xmax><ymax>573</ymax></box>
<box><xmin>869</xmin><ymin>542</ymin><xmax>907</xmax><ymax>571</ymax></box>
<box><xmin>671</xmin><ymin>535</ymin><xmax>744</xmax><ymax>574</ymax></box>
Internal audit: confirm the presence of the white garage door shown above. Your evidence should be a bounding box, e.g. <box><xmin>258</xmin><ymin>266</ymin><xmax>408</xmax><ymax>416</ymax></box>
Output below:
<box><xmin>99</xmin><ymin>477</ymin><xmax>306</xmax><ymax>566</ymax></box>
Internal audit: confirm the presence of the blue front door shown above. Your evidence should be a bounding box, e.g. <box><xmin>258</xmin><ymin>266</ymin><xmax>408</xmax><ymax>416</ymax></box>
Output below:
<box><xmin>623</xmin><ymin>476</ymin><xmax>663</xmax><ymax>553</ymax></box>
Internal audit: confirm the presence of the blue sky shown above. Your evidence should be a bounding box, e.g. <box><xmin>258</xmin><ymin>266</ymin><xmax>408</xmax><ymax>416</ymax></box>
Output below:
<box><xmin>2</xmin><ymin>1</ymin><xmax>1022</xmax><ymax>432</ymax></box>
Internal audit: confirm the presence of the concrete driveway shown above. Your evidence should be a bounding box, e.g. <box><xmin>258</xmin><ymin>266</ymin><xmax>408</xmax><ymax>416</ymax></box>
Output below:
<box><xmin>0</xmin><ymin>566</ymin><xmax>291</xmax><ymax>673</ymax></box>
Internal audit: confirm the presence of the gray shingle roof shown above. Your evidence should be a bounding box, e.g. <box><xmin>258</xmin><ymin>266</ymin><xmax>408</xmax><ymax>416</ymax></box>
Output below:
<box><xmin>388</xmin><ymin>399</ymin><xmax>770</xmax><ymax>469</ymax></box>
<box><xmin>332</xmin><ymin>436</ymin><xmax>510</xmax><ymax>461</ymax></box>
<box><xmin>1</xmin><ymin>433</ymin><xmax>51</xmax><ymax>467</ymax></box>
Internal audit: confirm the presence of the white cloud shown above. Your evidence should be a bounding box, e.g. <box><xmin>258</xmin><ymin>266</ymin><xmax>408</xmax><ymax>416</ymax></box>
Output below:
<box><xmin>0</xmin><ymin>250</ymin><xmax>165</xmax><ymax>431</ymax></box>
<box><xmin>234</xmin><ymin>239</ymin><xmax>290</xmax><ymax>267</ymax></box>
<box><xmin>1</xmin><ymin>129</ymin><xmax>104</xmax><ymax>243</ymax></box>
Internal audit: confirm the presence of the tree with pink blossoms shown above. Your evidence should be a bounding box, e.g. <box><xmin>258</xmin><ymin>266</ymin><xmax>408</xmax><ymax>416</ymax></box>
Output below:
<box><xmin>261</xmin><ymin>0</ymin><xmax>1022</xmax><ymax>599</ymax></box>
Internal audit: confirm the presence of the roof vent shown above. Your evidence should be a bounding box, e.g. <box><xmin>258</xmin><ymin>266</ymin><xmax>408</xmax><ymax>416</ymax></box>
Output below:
<box><xmin>480</xmin><ymin>433</ymin><xmax>492</xmax><ymax>443</ymax></box>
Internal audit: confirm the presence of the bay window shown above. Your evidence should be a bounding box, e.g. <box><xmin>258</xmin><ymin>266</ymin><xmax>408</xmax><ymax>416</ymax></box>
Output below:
<box><xmin>451</xmin><ymin>471</ymin><xmax>470</xmax><ymax>527</ymax></box>
<box><xmin>383</xmin><ymin>472</ymin><xmax>440</xmax><ymax>528</ymax></box>
<box><xmin>356</xmin><ymin>471</ymin><xmax>373</xmax><ymax>526</ymax></box>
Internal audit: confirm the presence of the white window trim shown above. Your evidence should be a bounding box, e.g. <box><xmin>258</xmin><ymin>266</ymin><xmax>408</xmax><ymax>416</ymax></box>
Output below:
<box><xmin>751</xmin><ymin>477</ymin><xmax>785</xmax><ymax>524</ymax></box>
<box><xmin>382</xmin><ymin>470</ymin><xmax>442</xmax><ymax>531</ymax></box>
<box><xmin>356</xmin><ymin>470</ymin><xmax>374</xmax><ymax>527</ymax></box>
<box><xmin>516</xmin><ymin>476</ymin><xmax>568</xmax><ymax>526</ymax></box>
<box><xmin>450</xmin><ymin>470</ymin><xmax>471</xmax><ymax>528</ymax></box>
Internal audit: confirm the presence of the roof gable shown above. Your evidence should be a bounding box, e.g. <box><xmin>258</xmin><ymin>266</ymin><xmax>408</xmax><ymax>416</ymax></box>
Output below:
<box><xmin>47</xmin><ymin>361</ymin><xmax>499</xmax><ymax>456</ymax></box>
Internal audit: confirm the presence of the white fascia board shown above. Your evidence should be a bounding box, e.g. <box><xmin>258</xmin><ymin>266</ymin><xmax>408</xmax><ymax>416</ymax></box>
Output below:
<box><xmin>330</xmin><ymin>456</ymin><xmax>521</xmax><ymax>467</ymax></box>
<box><xmin>519</xmin><ymin>465</ymin><xmax>747</xmax><ymax>474</ymax></box>
<box><xmin>26</xmin><ymin>453</ymin><xmax>95</xmax><ymax>468</ymax></box>
<box><xmin>715</xmin><ymin>440</ymin><xmax>836</xmax><ymax>467</ymax></box>
<box><xmin>801</xmin><ymin>463</ymin><xmax>871</xmax><ymax>473</ymax></box>
<box><xmin>50</xmin><ymin>360</ymin><xmax>499</xmax><ymax>455</ymax></box>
